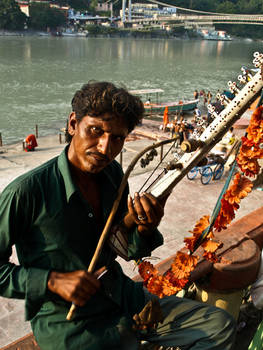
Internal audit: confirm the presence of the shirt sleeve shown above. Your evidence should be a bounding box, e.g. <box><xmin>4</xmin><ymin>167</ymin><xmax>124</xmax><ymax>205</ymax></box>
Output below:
<box><xmin>0</xmin><ymin>186</ymin><xmax>50</xmax><ymax>320</ymax></box>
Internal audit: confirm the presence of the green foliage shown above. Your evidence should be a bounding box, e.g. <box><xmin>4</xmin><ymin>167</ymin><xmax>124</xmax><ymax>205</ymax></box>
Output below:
<box><xmin>91</xmin><ymin>0</ymin><xmax>99</xmax><ymax>11</ymax></box>
<box><xmin>85</xmin><ymin>24</ymin><xmax>122</xmax><ymax>35</ymax></box>
<box><xmin>68</xmin><ymin>0</ymin><xmax>89</xmax><ymax>11</ymax></box>
<box><xmin>216</xmin><ymin>1</ymin><xmax>237</xmax><ymax>13</ymax></box>
<box><xmin>0</xmin><ymin>0</ymin><xmax>27</xmax><ymax>30</ymax></box>
<box><xmin>28</xmin><ymin>3</ymin><xmax>67</xmax><ymax>30</ymax></box>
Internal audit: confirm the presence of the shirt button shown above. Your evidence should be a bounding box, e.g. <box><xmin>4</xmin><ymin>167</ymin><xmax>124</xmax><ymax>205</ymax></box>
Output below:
<box><xmin>88</xmin><ymin>213</ymin><xmax>93</xmax><ymax>218</ymax></box>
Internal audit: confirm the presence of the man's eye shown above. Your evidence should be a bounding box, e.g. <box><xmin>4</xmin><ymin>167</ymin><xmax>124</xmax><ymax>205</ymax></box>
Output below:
<box><xmin>90</xmin><ymin>127</ymin><xmax>102</xmax><ymax>135</ymax></box>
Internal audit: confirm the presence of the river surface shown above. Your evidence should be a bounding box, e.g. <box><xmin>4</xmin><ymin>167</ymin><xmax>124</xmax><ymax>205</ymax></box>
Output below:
<box><xmin>0</xmin><ymin>36</ymin><xmax>262</xmax><ymax>144</ymax></box>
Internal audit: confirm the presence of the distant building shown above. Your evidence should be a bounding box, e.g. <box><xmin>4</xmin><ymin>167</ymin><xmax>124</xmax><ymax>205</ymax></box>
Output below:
<box><xmin>120</xmin><ymin>3</ymin><xmax>177</xmax><ymax>21</ymax></box>
<box><xmin>16</xmin><ymin>0</ymin><xmax>29</xmax><ymax>16</ymax></box>
<box><xmin>16</xmin><ymin>0</ymin><xmax>69</xmax><ymax>17</ymax></box>
<box><xmin>96</xmin><ymin>2</ymin><xmax>113</xmax><ymax>13</ymax></box>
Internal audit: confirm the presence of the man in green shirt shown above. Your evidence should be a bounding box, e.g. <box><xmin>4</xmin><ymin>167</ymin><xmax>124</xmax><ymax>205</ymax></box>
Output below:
<box><xmin>0</xmin><ymin>82</ymin><xmax>236</xmax><ymax>349</ymax></box>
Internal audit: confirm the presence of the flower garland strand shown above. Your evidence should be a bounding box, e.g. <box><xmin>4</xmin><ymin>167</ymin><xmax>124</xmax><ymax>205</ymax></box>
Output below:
<box><xmin>138</xmin><ymin>106</ymin><xmax>263</xmax><ymax>298</ymax></box>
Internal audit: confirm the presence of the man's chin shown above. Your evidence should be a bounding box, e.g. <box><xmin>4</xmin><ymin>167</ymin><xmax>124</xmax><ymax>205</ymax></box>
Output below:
<box><xmin>84</xmin><ymin>161</ymin><xmax>110</xmax><ymax>174</ymax></box>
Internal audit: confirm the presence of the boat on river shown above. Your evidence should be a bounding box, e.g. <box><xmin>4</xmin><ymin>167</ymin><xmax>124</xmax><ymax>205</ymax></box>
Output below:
<box><xmin>143</xmin><ymin>99</ymin><xmax>199</xmax><ymax>115</ymax></box>
<box><xmin>198</xmin><ymin>29</ymin><xmax>232</xmax><ymax>41</ymax></box>
<box><xmin>129</xmin><ymin>89</ymin><xmax>198</xmax><ymax>115</ymax></box>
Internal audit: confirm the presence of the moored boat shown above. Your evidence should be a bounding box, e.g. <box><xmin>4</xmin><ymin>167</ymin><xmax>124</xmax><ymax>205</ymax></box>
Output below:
<box><xmin>129</xmin><ymin>89</ymin><xmax>198</xmax><ymax>115</ymax></box>
<box><xmin>198</xmin><ymin>29</ymin><xmax>232</xmax><ymax>41</ymax></box>
<box><xmin>143</xmin><ymin>99</ymin><xmax>199</xmax><ymax>115</ymax></box>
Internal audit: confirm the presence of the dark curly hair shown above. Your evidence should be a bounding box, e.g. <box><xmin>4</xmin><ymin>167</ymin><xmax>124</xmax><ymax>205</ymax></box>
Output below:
<box><xmin>66</xmin><ymin>81</ymin><xmax>144</xmax><ymax>142</ymax></box>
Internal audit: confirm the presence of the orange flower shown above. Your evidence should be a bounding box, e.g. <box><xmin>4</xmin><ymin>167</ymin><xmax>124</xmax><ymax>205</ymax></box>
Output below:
<box><xmin>138</xmin><ymin>261</ymin><xmax>158</xmax><ymax>283</ymax></box>
<box><xmin>237</xmin><ymin>155</ymin><xmax>260</xmax><ymax>177</ymax></box>
<box><xmin>184</xmin><ymin>235</ymin><xmax>198</xmax><ymax>251</ymax></box>
<box><xmin>171</xmin><ymin>251</ymin><xmax>198</xmax><ymax>279</ymax></box>
<box><xmin>214</xmin><ymin>198</ymin><xmax>236</xmax><ymax>231</ymax></box>
<box><xmin>224</xmin><ymin>172</ymin><xmax>253</xmax><ymax>205</ymax></box>
<box><xmin>203</xmin><ymin>251</ymin><xmax>219</xmax><ymax>263</ymax></box>
<box><xmin>146</xmin><ymin>275</ymin><xmax>165</xmax><ymax>298</ymax></box>
<box><xmin>164</xmin><ymin>270</ymin><xmax>189</xmax><ymax>290</ymax></box>
<box><xmin>189</xmin><ymin>215</ymin><xmax>210</xmax><ymax>236</ymax></box>
<box><xmin>239</xmin><ymin>143</ymin><xmax>263</xmax><ymax>159</ymax></box>
<box><xmin>201</xmin><ymin>239</ymin><xmax>222</xmax><ymax>253</ymax></box>
<box><xmin>246</xmin><ymin>106</ymin><xmax>263</xmax><ymax>144</ymax></box>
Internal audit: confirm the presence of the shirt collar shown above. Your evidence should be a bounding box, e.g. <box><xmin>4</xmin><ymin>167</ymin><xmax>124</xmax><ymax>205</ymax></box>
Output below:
<box><xmin>58</xmin><ymin>146</ymin><xmax>119</xmax><ymax>202</ymax></box>
<box><xmin>58</xmin><ymin>146</ymin><xmax>77</xmax><ymax>202</ymax></box>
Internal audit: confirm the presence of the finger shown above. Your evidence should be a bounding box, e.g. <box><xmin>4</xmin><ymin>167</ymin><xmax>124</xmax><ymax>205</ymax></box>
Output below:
<box><xmin>127</xmin><ymin>195</ymin><xmax>139</xmax><ymax>222</ymax></box>
<box><xmin>142</xmin><ymin>193</ymin><xmax>164</xmax><ymax>213</ymax></box>
<box><xmin>140</xmin><ymin>193</ymin><xmax>164</xmax><ymax>221</ymax></box>
<box><xmin>133</xmin><ymin>192</ymin><xmax>147</xmax><ymax>220</ymax></box>
<box><xmin>80</xmin><ymin>271</ymin><xmax>101</xmax><ymax>290</ymax></box>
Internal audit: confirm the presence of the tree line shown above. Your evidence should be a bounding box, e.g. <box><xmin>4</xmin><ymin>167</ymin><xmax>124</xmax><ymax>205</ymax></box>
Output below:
<box><xmin>0</xmin><ymin>0</ymin><xmax>98</xmax><ymax>31</ymax></box>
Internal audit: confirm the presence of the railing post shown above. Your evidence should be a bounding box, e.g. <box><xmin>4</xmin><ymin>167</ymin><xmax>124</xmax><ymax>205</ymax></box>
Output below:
<box><xmin>59</xmin><ymin>133</ymin><xmax>62</xmax><ymax>144</ymax></box>
<box><xmin>0</xmin><ymin>133</ymin><xmax>2</xmax><ymax>147</ymax></box>
<box><xmin>119</xmin><ymin>149</ymin><xmax>123</xmax><ymax>167</ymax></box>
<box><xmin>35</xmin><ymin>125</ymin><xmax>38</xmax><ymax>138</ymax></box>
<box><xmin>160</xmin><ymin>144</ymin><xmax>163</xmax><ymax>162</ymax></box>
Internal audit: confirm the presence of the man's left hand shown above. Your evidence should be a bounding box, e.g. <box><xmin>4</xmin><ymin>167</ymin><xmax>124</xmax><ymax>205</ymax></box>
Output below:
<box><xmin>125</xmin><ymin>192</ymin><xmax>167</xmax><ymax>235</ymax></box>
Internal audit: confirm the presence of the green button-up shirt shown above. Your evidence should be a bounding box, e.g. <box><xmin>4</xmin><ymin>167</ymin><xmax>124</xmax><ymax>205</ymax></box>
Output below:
<box><xmin>0</xmin><ymin>147</ymin><xmax>163</xmax><ymax>349</ymax></box>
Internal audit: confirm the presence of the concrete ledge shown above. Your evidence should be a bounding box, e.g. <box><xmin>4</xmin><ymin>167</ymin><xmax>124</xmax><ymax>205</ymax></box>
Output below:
<box><xmin>0</xmin><ymin>333</ymin><xmax>39</xmax><ymax>350</ymax></box>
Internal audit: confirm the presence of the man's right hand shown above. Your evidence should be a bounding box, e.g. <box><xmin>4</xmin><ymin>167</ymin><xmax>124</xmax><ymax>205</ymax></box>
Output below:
<box><xmin>47</xmin><ymin>268</ymin><xmax>104</xmax><ymax>306</ymax></box>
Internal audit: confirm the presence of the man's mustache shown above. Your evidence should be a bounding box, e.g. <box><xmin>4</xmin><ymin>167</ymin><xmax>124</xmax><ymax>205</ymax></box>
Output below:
<box><xmin>85</xmin><ymin>151</ymin><xmax>110</xmax><ymax>162</ymax></box>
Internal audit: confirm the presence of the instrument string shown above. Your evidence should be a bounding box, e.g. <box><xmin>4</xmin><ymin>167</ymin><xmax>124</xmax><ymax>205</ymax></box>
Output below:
<box><xmin>137</xmin><ymin>139</ymin><xmax>181</xmax><ymax>193</ymax></box>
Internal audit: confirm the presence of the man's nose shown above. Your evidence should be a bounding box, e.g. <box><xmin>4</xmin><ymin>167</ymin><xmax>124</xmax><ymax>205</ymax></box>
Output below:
<box><xmin>98</xmin><ymin>134</ymin><xmax>111</xmax><ymax>156</ymax></box>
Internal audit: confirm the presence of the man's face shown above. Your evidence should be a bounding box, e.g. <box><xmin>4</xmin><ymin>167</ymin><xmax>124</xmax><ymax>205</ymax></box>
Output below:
<box><xmin>67</xmin><ymin>112</ymin><xmax>129</xmax><ymax>173</ymax></box>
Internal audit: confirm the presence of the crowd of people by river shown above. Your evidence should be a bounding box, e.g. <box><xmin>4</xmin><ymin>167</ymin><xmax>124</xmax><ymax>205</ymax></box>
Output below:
<box><xmin>160</xmin><ymin>88</ymin><xmax>236</xmax><ymax>151</ymax></box>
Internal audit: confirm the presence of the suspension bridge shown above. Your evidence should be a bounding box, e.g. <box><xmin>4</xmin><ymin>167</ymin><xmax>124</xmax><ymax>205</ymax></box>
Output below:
<box><xmin>121</xmin><ymin>0</ymin><xmax>263</xmax><ymax>28</ymax></box>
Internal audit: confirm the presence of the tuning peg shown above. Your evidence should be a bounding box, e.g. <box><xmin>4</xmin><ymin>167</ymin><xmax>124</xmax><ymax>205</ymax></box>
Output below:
<box><xmin>140</xmin><ymin>158</ymin><xmax>146</xmax><ymax>168</ymax></box>
<box><xmin>228</xmin><ymin>81</ymin><xmax>240</xmax><ymax>94</ymax></box>
<box><xmin>151</xmin><ymin>148</ymin><xmax>158</xmax><ymax>157</ymax></box>
<box><xmin>207</xmin><ymin>104</ymin><xmax>215</xmax><ymax>113</ymax></box>
<box><xmin>238</xmin><ymin>74</ymin><xmax>247</xmax><ymax>84</ymax></box>
<box><xmin>253</xmin><ymin>52</ymin><xmax>263</xmax><ymax>67</ymax></box>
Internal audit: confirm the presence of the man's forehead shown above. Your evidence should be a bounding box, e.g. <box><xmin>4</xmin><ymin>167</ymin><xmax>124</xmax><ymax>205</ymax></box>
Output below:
<box><xmin>83</xmin><ymin>113</ymin><xmax>129</xmax><ymax>132</ymax></box>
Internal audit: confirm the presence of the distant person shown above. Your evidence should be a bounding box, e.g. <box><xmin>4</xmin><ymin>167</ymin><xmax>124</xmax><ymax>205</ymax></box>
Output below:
<box><xmin>162</xmin><ymin>106</ymin><xmax>169</xmax><ymax>132</ymax></box>
<box><xmin>207</xmin><ymin>91</ymin><xmax>212</xmax><ymax>104</ymax></box>
<box><xmin>24</xmin><ymin>134</ymin><xmax>38</xmax><ymax>152</ymax></box>
<box><xmin>221</xmin><ymin>126</ymin><xmax>236</xmax><ymax>145</ymax></box>
<box><xmin>193</xmin><ymin>90</ymin><xmax>199</xmax><ymax>100</ymax></box>
<box><xmin>203</xmin><ymin>91</ymin><xmax>207</xmax><ymax>106</ymax></box>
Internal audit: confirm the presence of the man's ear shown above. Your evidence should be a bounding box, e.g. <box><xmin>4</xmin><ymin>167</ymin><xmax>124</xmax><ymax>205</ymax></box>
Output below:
<box><xmin>68</xmin><ymin>112</ymin><xmax>77</xmax><ymax>136</ymax></box>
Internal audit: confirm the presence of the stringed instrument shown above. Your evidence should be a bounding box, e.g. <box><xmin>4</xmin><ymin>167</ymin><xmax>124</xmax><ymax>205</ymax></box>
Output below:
<box><xmin>66</xmin><ymin>51</ymin><xmax>263</xmax><ymax>320</ymax></box>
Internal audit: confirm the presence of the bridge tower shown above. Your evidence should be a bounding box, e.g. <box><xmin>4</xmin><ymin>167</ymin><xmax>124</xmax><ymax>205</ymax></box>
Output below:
<box><xmin>122</xmin><ymin>0</ymin><xmax>126</xmax><ymax>22</ymax></box>
<box><xmin>128</xmin><ymin>0</ymin><xmax>132</xmax><ymax>21</ymax></box>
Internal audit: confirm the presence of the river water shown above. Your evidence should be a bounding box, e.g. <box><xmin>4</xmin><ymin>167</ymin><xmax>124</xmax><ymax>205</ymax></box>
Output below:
<box><xmin>0</xmin><ymin>36</ymin><xmax>262</xmax><ymax>144</ymax></box>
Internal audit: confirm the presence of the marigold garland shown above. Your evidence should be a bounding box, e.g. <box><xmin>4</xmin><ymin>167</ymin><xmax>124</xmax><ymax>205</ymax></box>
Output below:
<box><xmin>138</xmin><ymin>106</ymin><xmax>263</xmax><ymax>298</ymax></box>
